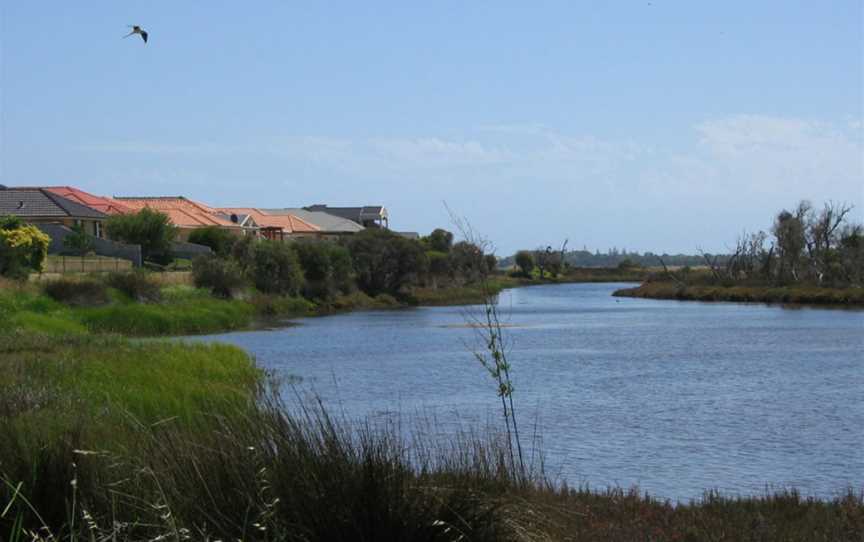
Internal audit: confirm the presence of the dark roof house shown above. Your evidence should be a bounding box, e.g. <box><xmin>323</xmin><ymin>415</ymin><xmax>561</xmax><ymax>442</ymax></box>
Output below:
<box><xmin>0</xmin><ymin>186</ymin><xmax>108</xmax><ymax>221</ymax></box>
<box><xmin>304</xmin><ymin>205</ymin><xmax>388</xmax><ymax>229</ymax></box>
<box><xmin>261</xmin><ymin>208</ymin><xmax>365</xmax><ymax>234</ymax></box>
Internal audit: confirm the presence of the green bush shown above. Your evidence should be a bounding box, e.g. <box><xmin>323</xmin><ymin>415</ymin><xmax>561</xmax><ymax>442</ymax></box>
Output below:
<box><xmin>105</xmin><ymin>208</ymin><xmax>177</xmax><ymax>262</ymax></box>
<box><xmin>515</xmin><ymin>250</ymin><xmax>535</xmax><ymax>277</ymax></box>
<box><xmin>296</xmin><ymin>241</ymin><xmax>354</xmax><ymax>299</ymax></box>
<box><xmin>107</xmin><ymin>270</ymin><xmax>162</xmax><ymax>302</ymax></box>
<box><xmin>188</xmin><ymin>226</ymin><xmax>237</xmax><ymax>257</ymax></box>
<box><xmin>250</xmin><ymin>241</ymin><xmax>304</xmax><ymax>296</ymax></box>
<box><xmin>346</xmin><ymin>229</ymin><xmax>427</xmax><ymax>296</ymax></box>
<box><xmin>42</xmin><ymin>278</ymin><xmax>110</xmax><ymax>307</ymax></box>
<box><xmin>192</xmin><ymin>255</ymin><xmax>247</xmax><ymax>298</ymax></box>
<box><xmin>0</xmin><ymin>216</ymin><xmax>51</xmax><ymax>279</ymax></box>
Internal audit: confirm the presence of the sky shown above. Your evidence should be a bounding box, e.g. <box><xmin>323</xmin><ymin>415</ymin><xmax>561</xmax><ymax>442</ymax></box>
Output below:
<box><xmin>1</xmin><ymin>1</ymin><xmax>862</xmax><ymax>255</ymax></box>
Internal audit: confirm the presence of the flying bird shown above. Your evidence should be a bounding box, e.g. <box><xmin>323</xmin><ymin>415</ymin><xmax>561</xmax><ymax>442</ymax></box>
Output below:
<box><xmin>124</xmin><ymin>25</ymin><xmax>148</xmax><ymax>43</ymax></box>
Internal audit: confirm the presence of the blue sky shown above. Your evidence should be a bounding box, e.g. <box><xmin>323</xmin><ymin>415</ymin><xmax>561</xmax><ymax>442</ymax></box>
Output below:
<box><xmin>1</xmin><ymin>1</ymin><xmax>862</xmax><ymax>254</ymax></box>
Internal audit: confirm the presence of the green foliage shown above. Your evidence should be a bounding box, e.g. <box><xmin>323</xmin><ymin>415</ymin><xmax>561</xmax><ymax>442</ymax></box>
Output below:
<box><xmin>76</xmin><ymin>298</ymin><xmax>255</xmax><ymax>336</ymax></box>
<box><xmin>484</xmin><ymin>254</ymin><xmax>498</xmax><ymax>274</ymax></box>
<box><xmin>515</xmin><ymin>250</ymin><xmax>535</xmax><ymax>277</ymax></box>
<box><xmin>42</xmin><ymin>278</ymin><xmax>110</xmax><ymax>307</ymax></box>
<box><xmin>106</xmin><ymin>270</ymin><xmax>162</xmax><ymax>303</ymax></box>
<box><xmin>192</xmin><ymin>255</ymin><xmax>247</xmax><ymax>298</ymax></box>
<box><xmin>187</xmin><ymin>226</ymin><xmax>237</xmax><ymax>257</ymax></box>
<box><xmin>449</xmin><ymin>241</ymin><xmax>486</xmax><ymax>282</ymax></box>
<box><xmin>423</xmin><ymin>228</ymin><xmax>454</xmax><ymax>253</ymax></box>
<box><xmin>346</xmin><ymin>228</ymin><xmax>427</xmax><ymax>296</ymax></box>
<box><xmin>427</xmin><ymin>250</ymin><xmax>452</xmax><ymax>280</ymax></box>
<box><xmin>62</xmin><ymin>223</ymin><xmax>93</xmax><ymax>256</ymax></box>
<box><xmin>0</xmin><ymin>218</ymin><xmax>50</xmax><ymax>279</ymax></box>
<box><xmin>296</xmin><ymin>241</ymin><xmax>355</xmax><ymax>299</ymax></box>
<box><xmin>105</xmin><ymin>208</ymin><xmax>177</xmax><ymax>261</ymax></box>
<box><xmin>250</xmin><ymin>240</ymin><xmax>304</xmax><ymax>296</ymax></box>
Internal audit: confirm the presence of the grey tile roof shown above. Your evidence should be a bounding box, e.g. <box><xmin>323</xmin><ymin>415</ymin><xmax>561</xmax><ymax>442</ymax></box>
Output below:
<box><xmin>0</xmin><ymin>187</ymin><xmax>107</xmax><ymax>220</ymax></box>
<box><xmin>304</xmin><ymin>205</ymin><xmax>387</xmax><ymax>224</ymax></box>
<box><xmin>260</xmin><ymin>208</ymin><xmax>365</xmax><ymax>233</ymax></box>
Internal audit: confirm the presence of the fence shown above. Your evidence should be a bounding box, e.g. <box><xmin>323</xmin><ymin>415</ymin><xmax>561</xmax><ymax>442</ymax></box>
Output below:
<box><xmin>42</xmin><ymin>256</ymin><xmax>133</xmax><ymax>274</ymax></box>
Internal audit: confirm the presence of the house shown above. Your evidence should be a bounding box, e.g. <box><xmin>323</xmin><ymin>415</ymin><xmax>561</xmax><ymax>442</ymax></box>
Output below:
<box><xmin>114</xmin><ymin>196</ymin><xmax>247</xmax><ymax>241</ymax></box>
<box><xmin>0</xmin><ymin>185</ymin><xmax>108</xmax><ymax>237</ymax></box>
<box><xmin>304</xmin><ymin>205</ymin><xmax>389</xmax><ymax>229</ymax></box>
<box><xmin>216</xmin><ymin>208</ymin><xmax>319</xmax><ymax>241</ymax></box>
<box><xmin>260</xmin><ymin>208</ymin><xmax>365</xmax><ymax>238</ymax></box>
<box><xmin>43</xmin><ymin>186</ymin><xmax>133</xmax><ymax>215</ymax></box>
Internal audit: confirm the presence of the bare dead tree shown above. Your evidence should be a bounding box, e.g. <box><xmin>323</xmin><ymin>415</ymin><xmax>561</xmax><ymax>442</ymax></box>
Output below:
<box><xmin>657</xmin><ymin>256</ymin><xmax>686</xmax><ymax>287</ymax></box>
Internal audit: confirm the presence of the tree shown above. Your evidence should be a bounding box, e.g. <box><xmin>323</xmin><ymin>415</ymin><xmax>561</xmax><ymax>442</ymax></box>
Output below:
<box><xmin>295</xmin><ymin>240</ymin><xmax>354</xmax><ymax>299</ymax></box>
<box><xmin>772</xmin><ymin>205</ymin><xmax>807</xmax><ymax>284</ymax></box>
<box><xmin>188</xmin><ymin>226</ymin><xmax>237</xmax><ymax>257</ymax></box>
<box><xmin>423</xmin><ymin>228</ymin><xmax>454</xmax><ymax>253</ymax></box>
<box><xmin>346</xmin><ymin>228</ymin><xmax>427</xmax><ymax>295</ymax></box>
<box><xmin>0</xmin><ymin>217</ymin><xmax>50</xmax><ymax>279</ymax></box>
<box><xmin>426</xmin><ymin>250</ymin><xmax>452</xmax><ymax>287</ymax></box>
<box><xmin>63</xmin><ymin>223</ymin><xmax>93</xmax><ymax>256</ymax></box>
<box><xmin>250</xmin><ymin>241</ymin><xmax>304</xmax><ymax>296</ymax></box>
<box><xmin>106</xmin><ymin>208</ymin><xmax>177</xmax><ymax>262</ymax></box>
<box><xmin>450</xmin><ymin>241</ymin><xmax>486</xmax><ymax>283</ymax></box>
<box><xmin>514</xmin><ymin>250</ymin><xmax>535</xmax><ymax>277</ymax></box>
<box><xmin>484</xmin><ymin>254</ymin><xmax>498</xmax><ymax>275</ymax></box>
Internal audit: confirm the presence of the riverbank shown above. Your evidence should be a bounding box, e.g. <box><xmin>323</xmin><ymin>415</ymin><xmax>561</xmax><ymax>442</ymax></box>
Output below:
<box><xmin>613</xmin><ymin>281</ymin><xmax>864</xmax><ymax>306</ymax></box>
<box><xmin>2</xmin><ymin>331</ymin><xmax>860</xmax><ymax>540</ymax></box>
<box><xmin>1</xmin><ymin>270</ymin><xmax>644</xmax><ymax>338</ymax></box>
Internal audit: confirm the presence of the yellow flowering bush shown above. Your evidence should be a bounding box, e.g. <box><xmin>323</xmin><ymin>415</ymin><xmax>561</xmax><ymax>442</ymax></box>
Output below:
<box><xmin>0</xmin><ymin>217</ymin><xmax>51</xmax><ymax>278</ymax></box>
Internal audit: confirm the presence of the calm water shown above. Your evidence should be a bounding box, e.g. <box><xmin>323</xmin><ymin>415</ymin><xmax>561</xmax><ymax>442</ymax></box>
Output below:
<box><xmin>192</xmin><ymin>283</ymin><xmax>864</xmax><ymax>501</ymax></box>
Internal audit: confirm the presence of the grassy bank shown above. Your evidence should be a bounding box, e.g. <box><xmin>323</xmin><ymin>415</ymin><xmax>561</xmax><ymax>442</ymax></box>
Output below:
<box><xmin>1</xmin><ymin>345</ymin><xmax>860</xmax><ymax>541</ymax></box>
<box><xmin>614</xmin><ymin>281</ymin><xmax>864</xmax><ymax>306</ymax></box>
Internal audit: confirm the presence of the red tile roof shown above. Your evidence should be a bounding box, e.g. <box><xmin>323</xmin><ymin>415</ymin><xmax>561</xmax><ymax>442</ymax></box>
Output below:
<box><xmin>117</xmin><ymin>197</ymin><xmax>240</xmax><ymax>229</ymax></box>
<box><xmin>44</xmin><ymin>186</ymin><xmax>132</xmax><ymax>215</ymax></box>
<box><xmin>218</xmin><ymin>208</ymin><xmax>320</xmax><ymax>234</ymax></box>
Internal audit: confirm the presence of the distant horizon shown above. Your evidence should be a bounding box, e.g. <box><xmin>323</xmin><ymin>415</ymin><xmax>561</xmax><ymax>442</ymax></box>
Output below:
<box><xmin>2</xmin><ymin>1</ymin><xmax>862</xmax><ymax>254</ymax></box>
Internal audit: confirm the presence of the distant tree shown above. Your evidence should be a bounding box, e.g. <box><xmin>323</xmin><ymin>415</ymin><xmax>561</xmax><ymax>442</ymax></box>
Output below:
<box><xmin>106</xmin><ymin>208</ymin><xmax>177</xmax><ymax>262</ymax></box>
<box><xmin>63</xmin><ymin>223</ymin><xmax>94</xmax><ymax>256</ymax></box>
<box><xmin>346</xmin><ymin>228</ymin><xmax>427</xmax><ymax>295</ymax></box>
<box><xmin>296</xmin><ymin>240</ymin><xmax>355</xmax><ymax>299</ymax></box>
<box><xmin>515</xmin><ymin>250</ymin><xmax>535</xmax><ymax>277</ymax></box>
<box><xmin>424</xmin><ymin>228</ymin><xmax>454</xmax><ymax>253</ymax></box>
<box><xmin>192</xmin><ymin>255</ymin><xmax>247</xmax><ymax>298</ymax></box>
<box><xmin>188</xmin><ymin>226</ymin><xmax>237</xmax><ymax>257</ymax></box>
<box><xmin>484</xmin><ymin>254</ymin><xmax>498</xmax><ymax>275</ymax></box>
<box><xmin>772</xmin><ymin>205</ymin><xmax>807</xmax><ymax>284</ymax></box>
<box><xmin>450</xmin><ymin>241</ymin><xmax>486</xmax><ymax>283</ymax></box>
<box><xmin>426</xmin><ymin>250</ymin><xmax>452</xmax><ymax>287</ymax></box>
<box><xmin>251</xmin><ymin>241</ymin><xmax>304</xmax><ymax>296</ymax></box>
<box><xmin>534</xmin><ymin>246</ymin><xmax>554</xmax><ymax>278</ymax></box>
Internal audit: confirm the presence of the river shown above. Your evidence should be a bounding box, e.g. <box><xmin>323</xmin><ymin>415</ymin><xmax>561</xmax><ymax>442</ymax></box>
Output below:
<box><xmin>190</xmin><ymin>282</ymin><xmax>864</xmax><ymax>502</ymax></box>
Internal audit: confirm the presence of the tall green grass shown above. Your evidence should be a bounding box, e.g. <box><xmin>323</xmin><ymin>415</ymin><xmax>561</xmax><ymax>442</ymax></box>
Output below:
<box><xmin>75</xmin><ymin>298</ymin><xmax>256</xmax><ymax>336</ymax></box>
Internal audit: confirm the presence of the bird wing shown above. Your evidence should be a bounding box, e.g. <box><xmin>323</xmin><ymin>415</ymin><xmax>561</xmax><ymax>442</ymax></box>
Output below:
<box><xmin>140</xmin><ymin>31</ymin><xmax>148</xmax><ymax>43</ymax></box>
<box><xmin>123</xmin><ymin>31</ymin><xmax>134</xmax><ymax>38</ymax></box>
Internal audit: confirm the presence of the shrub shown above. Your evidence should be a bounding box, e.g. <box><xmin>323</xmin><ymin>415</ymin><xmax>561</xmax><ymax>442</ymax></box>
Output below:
<box><xmin>62</xmin><ymin>223</ymin><xmax>94</xmax><ymax>256</ymax></box>
<box><xmin>296</xmin><ymin>241</ymin><xmax>355</xmax><ymax>299</ymax></box>
<box><xmin>427</xmin><ymin>250</ymin><xmax>451</xmax><ymax>278</ymax></box>
<box><xmin>188</xmin><ymin>226</ymin><xmax>237</xmax><ymax>257</ymax></box>
<box><xmin>42</xmin><ymin>278</ymin><xmax>110</xmax><ymax>307</ymax></box>
<box><xmin>515</xmin><ymin>250</ymin><xmax>535</xmax><ymax>277</ymax></box>
<box><xmin>346</xmin><ymin>229</ymin><xmax>427</xmax><ymax>296</ymax></box>
<box><xmin>105</xmin><ymin>208</ymin><xmax>177</xmax><ymax>262</ymax></box>
<box><xmin>423</xmin><ymin>228</ymin><xmax>454</xmax><ymax>253</ymax></box>
<box><xmin>250</xmin><ymin>241</ymin><xmax>304</xmax><ymax>296</ymax></box>
<box><xmin>0</xmin><ymin>217</ymin><xmax>50</xmax><ymax>279</ymax></box>
<box><xmin>450</xmin><ymin>241</ymin><xmax>486</xmax><ymax>283</ymax></box>
<box><xmin>106</xmin><ymin>270</ymin><xmax>162</xmax><ymax>302</ymax></box>
<box><xmin>192</xmin><ymin>255</ymin><xmax>247</xmax><ymax>298</ymax></box>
